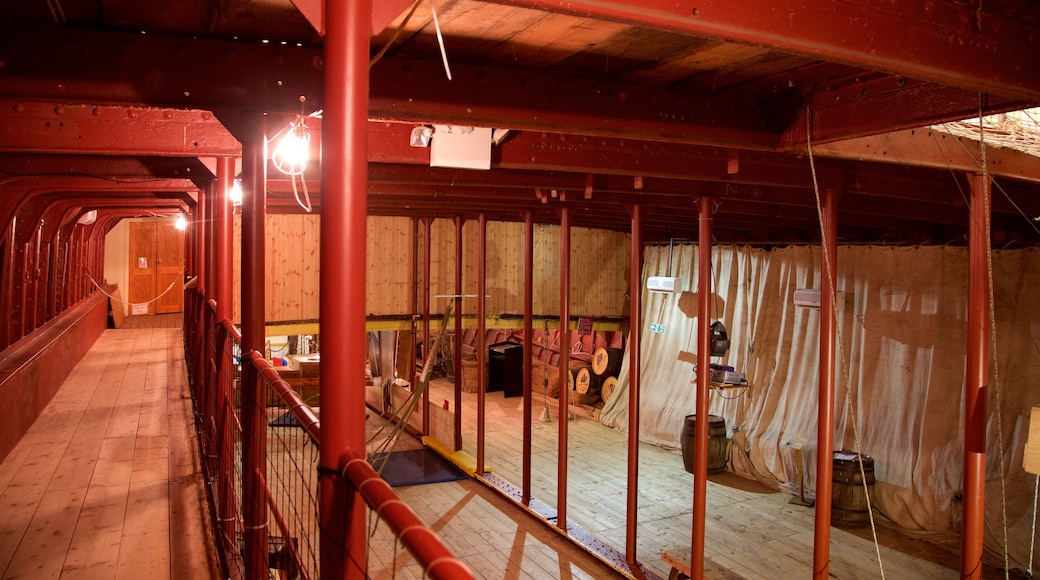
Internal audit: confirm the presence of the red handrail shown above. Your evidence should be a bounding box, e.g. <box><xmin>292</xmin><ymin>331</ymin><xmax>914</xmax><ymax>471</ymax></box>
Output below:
<box><xmin>339</xmin><ymin>449</ymin><xmax>474</xmax><ymax>580</ymax></box>
<box><xmin>247</xmin><ymin>351</ymin><xmax>320</xmax><ymax>444</ymax></box>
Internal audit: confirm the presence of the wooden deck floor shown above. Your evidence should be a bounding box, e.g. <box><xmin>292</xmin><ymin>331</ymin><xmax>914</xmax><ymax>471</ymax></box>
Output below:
<box><xmin>0</xmin><ymin>316</ymin><xmax>1001</xmax><ymax>580</ymax></box>
<box><xmin>425</xmin><ymin>379</ymin><xmax>982</xmax><ymax>580</ymax></box>
<box><xmin>0</xmin><ymin>323</ymin><xmax>220</xmax><ymax>579</ymax></box>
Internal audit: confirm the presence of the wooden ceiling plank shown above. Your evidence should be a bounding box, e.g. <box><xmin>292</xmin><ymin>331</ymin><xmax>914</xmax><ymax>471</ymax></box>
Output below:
<box><xmin>488</xmin><ymin>0</ymin><xmax>1040</xmax><ymax>100</ymax></box>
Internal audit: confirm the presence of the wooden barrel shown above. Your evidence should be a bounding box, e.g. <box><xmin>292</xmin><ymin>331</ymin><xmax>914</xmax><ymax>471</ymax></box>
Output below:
<box><xmin>566</xmin><ymin>361</ymin><xmax>591</xmax><ymax>393</ymax></box>
<box><xmin>574</xmin><ymin>366</ymin><xmax>604</xmax><ymax>396</ymax></box>
<box><xmin>600</xmin><ymin>376</ymin><xmax>618</xmax><ymax>404</ymax></box>
<box><xmin>571</xmin><ymin>366</ymin><xmax>603</xmax><ymax>406</ymax></box>
<box><xmin>831</xmin><ymin>451</ymin><xmax>875</xmax><ymax>528</ymax></box>
<box><xmin>591</xmin><ymin>347</ymin><xmax>623</xmax><ymax>377</ymax></box>
<box><xmin>680</xmin><ymin>415</ymin><xmax>727</xmax><ymax>474</ymax></box>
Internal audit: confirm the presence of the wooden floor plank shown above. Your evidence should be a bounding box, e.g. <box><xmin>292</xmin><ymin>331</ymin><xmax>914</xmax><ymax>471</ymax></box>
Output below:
<box><xmin>0</xmin><ymin>320</ymin><xmax>220</xmax><ymax>580</ymax></box>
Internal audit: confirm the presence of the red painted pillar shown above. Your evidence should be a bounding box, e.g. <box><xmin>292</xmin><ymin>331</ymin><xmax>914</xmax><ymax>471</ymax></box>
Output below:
<box><xmin>961</xmin><ymin>172</ymin><xmax>990</xmax><ymax>579</ymax></box>
<box><xmin>557</xmin><ymin>207</ymin><xmax>571</xmax><ymax>530</ymax></box>
<box><xmin>454</xmin><ymin>215</ymin><xmax>464</xmax><ymax>451</ymax></box>
<box><xmin>691</xmin><ymin>196</ymin><xmax>712</xmax><ymax>579</ymax></box>
<box><xmin>813</xmin><ymin>188</ymin><xmax>840</xmax><ymax>579</ymax></box>
<box><xmin>320</xmin><ymin>0</ymin><xmax>371</xmax><ymax>577</ymax></box>
<box><xmin>215</xmin><ymin>157</ymin><xmax>234</xmax><ymax>321</ymax></box>
<box><xmin>240</xmin><ymin>113</ymin><xmax>269</xmax><ymax>580</ymax></box>
<box><xmin>626</xmin><ymin>204</ymin><xmax>643</xmax><ymax>561</ymax></box>
<box><xmin>476</xmin><ymin>213</ymin><xmax>487</xmax><ymax>473</ymax></box>
<box><xmin>522</xmin><ymin>210</ymin><xmax>534</xmax><ymax>505</ymax></box>
<box><xmin>214</xmin><ymin>155</ymin><xmax>236</xmax><ymax>550</ymax></box>
<box><xmin>422</xmin><ymin>218</ymin><xmax>432</xmax><ymax>436</ymax></box>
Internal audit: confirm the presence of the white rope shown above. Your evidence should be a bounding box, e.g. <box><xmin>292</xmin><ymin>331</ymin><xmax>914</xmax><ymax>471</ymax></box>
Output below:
<box><xmin>807</xmin><ymin>104</ymin><xmax>886</xmax><ymax>579</ymax></box>
<box><xmin>429</xmin><ymin>0</ymin><xmax>453</xmax><ymax>81</ymax></box>
<box><xmin>1028</xmin><ymin>474</ymin><xmax>1040</xmax><ymax>577</ymax></box>
<box><xmin>87</xmin><ymin>270</ymin><xmax>183</xmax><ymax>307</ymax></box>
<box><xmin>979</xmin><ymin>95</ymin><xmax>1012</xmax><ymax>579</ymax></box>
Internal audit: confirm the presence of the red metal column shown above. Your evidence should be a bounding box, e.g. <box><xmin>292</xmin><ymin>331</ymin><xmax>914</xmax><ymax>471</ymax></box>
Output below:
<box><xmin>240</xmin><ymin>113</ymin><xmax>269</xmax><ymax>580</ymax></box>
<box><xmin>215</xmin><ymin>157</ymin><xmax>234</xmax><ymax>321</ymax></box>
<box><xmin>320</xmin><ymin>0</ymin><xmax>371</xmax><ymax>577</ymax></box>
<box><xmin>422</xmin><ymin>218</ymin><xmax>432</xmax><ymax>435</ymax></box>
<box><xmin>0</xmin><ymin>224</ymin><xmax>16</xmax><ymax>348</ymax></box>
<box><xmin>522</xmin><ymin>210</ymin><xmax>534</xmax><ymax>505</ymax></box>
<box><xmin>214</xmin><ymin>155</ymin><xmax>236</xmax><ymax>552</ymax></box>
<box><xmin>961</xmin><ymin>172</ymin><xmax>990</xmax><ymax>579</ymax></box>
<box><xmin>813</xmin><ymin>188</ymin><xmax>840</xmax><ymax>579</ymax></box>
<box><xmin>199</xmin><ymin>181</ymin><xmax>211</xmax><ymax>297</ymax></box>
<box><xmin>409</xmin><ymin>217</ymin><xmax>419</xmax><ymax>426</ymax></box>
<box><xmin>557</xmin><ymin>207</ymin><xmax>571</xmax><ymax>530</ymax></box>
<box><xmin>476</xmin><ymin>213</ymin><xmax>487</xmax><ymax>473</ymax></box>
<box><xmin>691</xmin><ymin>196</ymin><xmax>712</xmax><ymax>579</ymax></box>
<box><xmin>625</xmin><ymin>204</ymin><xmax>643</xmax><ymax>561</ymax></box>
<box><xmin>454</xmin><ymin>215</ymin><xmax>464</xmax><ymax>451</ymax></box>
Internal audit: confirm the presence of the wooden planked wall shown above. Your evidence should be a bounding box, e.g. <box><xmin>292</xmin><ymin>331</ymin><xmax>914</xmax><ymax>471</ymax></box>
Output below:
<box><xmin>232</xmin><ymin>215</ymin><xmax>630</xmax><ymax>323</ymax></box>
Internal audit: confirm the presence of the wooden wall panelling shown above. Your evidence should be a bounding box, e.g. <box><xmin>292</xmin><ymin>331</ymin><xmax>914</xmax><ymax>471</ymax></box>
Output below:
<box><xmin>264</xmin><ymin>214</ymin><xmax>320</xmax><ymax>322</ymax></box>
<box><xmin>533</xmin><ymin>223</ymin><xmax>561</xmax><ymax>316</ymax></box>
<box><xmin>570</xmin><ymin>226</ymin><xmax>630</xmax><ymax>317</ymax></box>
<box><xmin>366</xmin><ymin>216</ymin><xmax>412</xmax><ymax>315</ymax></box>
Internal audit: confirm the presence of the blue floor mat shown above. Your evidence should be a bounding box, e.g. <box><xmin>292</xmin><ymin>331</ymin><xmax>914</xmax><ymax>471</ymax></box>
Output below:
<box><xmin>368</xmin><ymin>448</ymin><xmax>467</xmax><ymax>487</ymax></box>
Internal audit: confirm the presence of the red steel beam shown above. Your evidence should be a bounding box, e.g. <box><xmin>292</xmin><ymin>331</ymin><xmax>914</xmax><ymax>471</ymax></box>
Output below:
<box><xmin>239</xmin><ymin>113</ymin><xmax>269</xmax><ymax>580</ymax></box>
<box><xmin>522</xmin><ymin>210</ymin><xmax>534</xmax><ymax>506</ymax></box>
<box><xmin>692</xmin><ymin>196</ymin><xmax>712</xmax><ymax>579</ymax></box>
<box><xmin>813</xmin><ymin>188</ymin><xmax>840</xmax><ymax>579</ymax></box>
<box><xmin>0</xmin><ymin>101</ymin><xmax>239</xmax><ymax>157</ymax></box>
<box><xmin>625</xmin><ymin>203</ymin><xmax>642</xmax><ymax>562</ymax></box>
<box><xmin>422</xmin><ymin>218</ymin><xmax>432</xmax><ymax>436</ymax></box>
<box><xmin>453</xmin><ymin>215</ymin><xmax>464</xmax><ymax>451</ymax></box>
<box><xmin>489</xmin><ymin>0</ymin><xmax>1040</xmax><ymax>101</ymax></box>
<box><xmin>215</xmin><ymin>158</ymin><xmax>234</xmax><ymax>321</ymax></box>
<box><xmin>557</xmin><ymin>206</ymin><xmax>571</xmax><ymax>531</ymax></box>
<box><xmin>961</xmin><ymin>172</ymin><xmax>990</xmax><ymax>579</ymax></box>
<box><xmin>319</xmin><ymin>1</ymin><xmax>371</xmax><ymax>576</ymax></box>
<box><xmin>2</xmin><ymin>21</ymin><xmax>1034</xmax><ymax>148</ymax></box>
<box><xmin>476</xmin><ymin>213</ymin><xmax>487</xmax><ymax>475</ymax></box>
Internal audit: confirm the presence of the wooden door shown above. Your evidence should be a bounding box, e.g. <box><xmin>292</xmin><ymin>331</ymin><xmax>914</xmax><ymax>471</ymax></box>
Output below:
<box><xmin>155</xmin><ymin>222</ymin><xmax>184</xmax><ymax>313</ymax></box>
<box><xmin>128</xmin><ymin>220</ymin><xmax>184</xmax><ymax>314</ymax></box>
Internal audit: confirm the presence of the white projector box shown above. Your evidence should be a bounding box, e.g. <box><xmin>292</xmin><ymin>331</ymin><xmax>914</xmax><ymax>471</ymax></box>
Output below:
<box><xmin>647</xmin><ymin>276</ymin><xmax>680</xmax><ymax>293</ymax></box>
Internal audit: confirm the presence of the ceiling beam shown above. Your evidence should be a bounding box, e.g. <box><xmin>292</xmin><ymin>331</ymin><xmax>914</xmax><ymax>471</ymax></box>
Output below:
<box><xmin>489</xmin><ymin>0</ymin><xmax>1040</xmax><ymax>101</ymax></box>
<box><xmin>0</xmin><ymin>101</ymin><xmax>239</xmax><ymax>157</ymax></box>
<box><xmin>4</xmin><ymin>23</ymin><xmax>1027</xmax><ymax>152</ymax></box>
<box><xmin>809</xmin><ymin>128</ymin><xmax>1040</xmax><ymax>185</ymax></box>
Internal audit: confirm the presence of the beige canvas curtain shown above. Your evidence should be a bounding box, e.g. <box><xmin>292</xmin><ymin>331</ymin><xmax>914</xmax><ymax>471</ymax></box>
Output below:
<box><xmin>601</xmin><ymin>244</ymin><xmax>1040</xmax><ymax>568</ymax></box>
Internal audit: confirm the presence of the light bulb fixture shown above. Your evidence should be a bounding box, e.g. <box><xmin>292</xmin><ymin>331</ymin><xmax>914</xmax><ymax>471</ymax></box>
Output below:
<box><xmin>409</xmin><ymin>125</ymin><xmax>434</xmax><ymax>147</ymax></box>
<box><xmin>229</xmin><ymin>179</ymin><xmax>243</xmax><ymax>206</ymax></box>
<box><xmin>271</xmin><ymin>115</ymin><xmax>311</xmax><ymax>176</ymax></box>
<box><xmin>174</xmin><ymin>215</ymin><xmax>188</xmax><ymax>231</ymax></box>
<box><xmin>270</xmin><ymin>109</ymin><xmax>316</xmax><ymax>213</ymax></box>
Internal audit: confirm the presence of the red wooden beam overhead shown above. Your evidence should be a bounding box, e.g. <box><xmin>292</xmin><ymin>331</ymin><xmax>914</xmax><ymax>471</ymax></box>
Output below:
<box><xmin>0</xmin><ymin>23</ymin><xmax>1030</xmax><ymax>150</ymax></box>
<box><xmin>490</xmin><ymin>0</ymin><xmax>1040</xmax><ymax>102</ymax></box>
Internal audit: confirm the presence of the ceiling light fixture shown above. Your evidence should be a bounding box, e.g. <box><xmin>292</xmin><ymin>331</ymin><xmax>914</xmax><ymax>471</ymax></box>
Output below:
<box><xmin>410</xmin><ymin>125</ymin><xmax>434</xmax><ymax>147</ymax></box>
<box><xmin>270</xmin><ymin>97</ymin><xmax>318</xmax><ymax>213</ymax></box>
<box><xmin>229</xmin><ymin>179</ymin><xmax>243</xmax><ymax>207</ymax></box>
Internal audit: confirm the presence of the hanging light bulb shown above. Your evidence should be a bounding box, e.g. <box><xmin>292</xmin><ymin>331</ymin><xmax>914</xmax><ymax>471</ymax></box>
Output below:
<box><xmin>174</xmin><ymin>214</ymin><xmax>188</xmax><ymax>231</ymax></box>
<box><xmin>271</xmin><ymin>116</ymin><xmax>311</xmax><ymax>176</ymax></box>
<box><xmin>229</xmin><ymin>179</ymin><xmax>243</xmax><ymax>206</ymax></box>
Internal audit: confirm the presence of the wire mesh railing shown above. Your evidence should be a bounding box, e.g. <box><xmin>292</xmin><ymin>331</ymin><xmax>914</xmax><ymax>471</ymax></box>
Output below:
<box><xmin>183</xmin><ymin>289</ymin><xmax>472</xmax><ymax>579</ymax></box>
